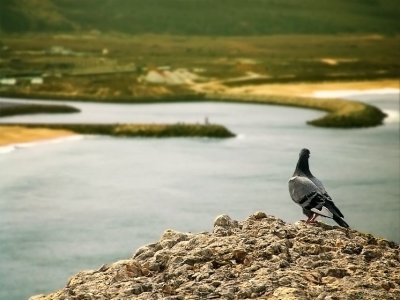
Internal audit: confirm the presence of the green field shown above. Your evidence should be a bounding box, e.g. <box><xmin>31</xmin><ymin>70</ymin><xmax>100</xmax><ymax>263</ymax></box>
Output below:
<box><xmin>1</xmin><ymin>34</ymin><xmax>399</xmax><ymax>89</ymax></box>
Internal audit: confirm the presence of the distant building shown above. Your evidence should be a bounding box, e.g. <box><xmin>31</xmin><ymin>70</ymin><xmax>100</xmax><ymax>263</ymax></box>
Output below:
<box><xmin>163</xmin><ymin>70</ymin><xmax>185</xmax><ymax>85</ymax></box>
<box><xmin>158</xmin><ymin>66</ymin><xmax>171</xmax><ymax>71</ymax></box>
<box><xmin>144</xmin><ymin>70</ymin><xmax>167</xmax><ymax>84</ymax></box>
<box><xmin>31</xmin><ymin>77</ymin><xmax>44</xmax><ymax>85</ymax></box>
<box><xmin>48</xmin><ymin>46</ymin><xmax>83</xmax><ymax>56</ymax></box>
<box><xmin>141</xmin><ymin>68</ymin><xmax>199</xmax><ymax>85</ymax></box>
<box><xmin>0</xmin><ymin>78</ymin><xmax>16</xmax><ymax>85</ymax></box>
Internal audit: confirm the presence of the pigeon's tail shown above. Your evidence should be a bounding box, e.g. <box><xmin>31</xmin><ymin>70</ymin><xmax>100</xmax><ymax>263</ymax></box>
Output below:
<box><xmin>333</xmin><ymin>215</ymin><xmax>349</xmax><ymax>228</ymax></box>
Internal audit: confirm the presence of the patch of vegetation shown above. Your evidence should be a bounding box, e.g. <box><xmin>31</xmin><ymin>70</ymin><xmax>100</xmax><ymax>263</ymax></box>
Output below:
<box><xmin>0</xmin><ymin>102</ymin><xmax>80</xmax><ymax>117</ymax></box>
<box><xmin>0</xmin><ymin>123</ymin><xmax>236</xmax><ymax>138</ymax></box>
<box><xmin>307</xmin><ymin>102</ymin><xmax>387</xmax><ymax>128</ymax></box>
<box><xmin>207</xmin><ymin>94</ymin><xmax>386</xmax><ymax>128</ymax></box>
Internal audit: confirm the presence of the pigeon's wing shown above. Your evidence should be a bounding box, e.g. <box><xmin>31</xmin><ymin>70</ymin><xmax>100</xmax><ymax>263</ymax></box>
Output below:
<box><xmin>324</xmin><ymin>194</ymin><xmax>348</xmax><ymax>227</ymax></box>
<box><xmin>309</xmin><ymin>176</ymin><xmax>326</xmax><ymax>193</ymax></box>
<box><xmin>288</xmin><ymin>176</ymin><xmax>333</xmax><ymax>218</ymax></box>
<box><xmin>289</xmin><ymin>176</ymin><xmax>317</xmax><ymax>203</ymax></box>
<box><xmin>324</xmin><ymin>197</ymin><xmax>345</xmax><ymax>218</ymax></box>
<box><xmin>310</xmin><ymin>176</ymin><xmax>345</xmax><ymax>218</ymax></box>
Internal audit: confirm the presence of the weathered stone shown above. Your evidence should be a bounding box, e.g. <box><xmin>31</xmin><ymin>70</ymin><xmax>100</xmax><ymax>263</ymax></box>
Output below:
<box><xmin>304</xmin><ymin>271</ymin><xmax>322</xmax><ymax>284</ymax></box>
<box><xmin>324</xmin><ymin>268</ymin><xmax>350</xmax><ymax>278</ymax></box>
<box><xmin>362</xmin><ymin>248</ymin><xmax>382</xmax><ymax>262</ymax></box>
<box><xmin>253</xmin><ymin>211</ymin><xmax>267</xmax><ymax>219</ymax></box>
<box><xmin>232</xmin><ymin>249</ymin><xmax>247</xmax><ymax>264</ymax></box>
<box><xmin>279</xmin><ymin>259</ymin><xmax>290</xmax><ymax>268</ymax></box>
<box><xmin>251</xmin><ymin>282</ymin><xmax>266</xmax><ymax>294</ymax></box>
<box><xmin>128</xmin><ymin>284</ymin><xmax>144</xmax><ymax>295</ymax></box>
<box><xmin>272</xmin><ymin>287</ymin><xmax>304</xmax><ymax>300</ymax></box>
<box><xmin>342</xmin><ymin>243</ymin><xmax>363</xmax><ymax>255</ymax></box>
<box><xmin>30</xmin><ymin>213</ymin><xmax>400</xmax><ymax>300</ymax></box>
<box><xmin>213</xmin><ymin>214</ymin><xmax>234</xmax><ymax>227</ymax></box>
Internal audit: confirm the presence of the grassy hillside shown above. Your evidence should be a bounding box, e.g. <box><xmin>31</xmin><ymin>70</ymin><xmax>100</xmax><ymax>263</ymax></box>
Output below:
<box><xmin>1</xmin><ymin>0</ymin><xmax>399</xmax><ymax>35</ymax></box>
<box><xmin>0</xmin><ymin>0</ymin><xmax>74</xmax><ymax>32</ymax></box>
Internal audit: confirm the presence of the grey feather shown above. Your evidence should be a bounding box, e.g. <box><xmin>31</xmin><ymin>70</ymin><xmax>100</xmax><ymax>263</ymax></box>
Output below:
<box><xmin>288</xmin><ymin>176</ymin><xmax>333</xmax><ymax>218</ymax></box>
<box><xmin>309</xmin><ymin>176</ymin><xmax>326</xmax><ymax>193</ymax></box>
<box><xmin>288</xmin><ymin>176</ymin><xmax>319</xmax><ymax>203</ymax></box>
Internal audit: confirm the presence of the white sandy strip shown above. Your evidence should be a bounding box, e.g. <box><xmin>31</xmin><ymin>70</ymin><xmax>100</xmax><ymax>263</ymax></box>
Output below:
<box><xmin>384</xmin><ymin>110</ymin><xmax>400</xmax><ymax>123</ymax></box>
<box><xmin>311</xmin><ymin>88</ymin><xmax>399</xmax><ymax>98</ymax></box>
<box><xmin>0</xmin><ymin>135</ymin><xmax>83</xmax><ymax>154</ymax></box>
<box><xmin>0</xmin><ymin>145</ymin><xmax>15</xmax><ymax>154</ymax></box>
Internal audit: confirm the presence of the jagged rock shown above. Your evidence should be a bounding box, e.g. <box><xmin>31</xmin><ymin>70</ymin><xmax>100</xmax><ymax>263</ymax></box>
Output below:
<box><xmin>213</xmin><ymin>214</ymin><xmax>234</xmax><ymax>227</ymax></box>
<box><xmin>30</xmin><ymin>213</ymin><xmax>400</xmax><ymax>300</ymax></box>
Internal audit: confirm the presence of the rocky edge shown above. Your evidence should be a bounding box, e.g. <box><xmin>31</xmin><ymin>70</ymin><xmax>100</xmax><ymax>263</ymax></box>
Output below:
<box><xmin>31</xmin><ymin>213</ymin><xmax>400</xmax><ymax>300</ymax></box>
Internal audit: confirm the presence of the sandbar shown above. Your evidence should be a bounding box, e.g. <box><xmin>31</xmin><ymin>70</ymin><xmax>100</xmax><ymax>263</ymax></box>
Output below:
<box><xmin>0</xmin><ymin>126</ymin><xmax>76</xmax><ymax>147</ymax></box>
<box><xmin>222</xmin><ymin>79</ymin><xmax>399</xmax><ymax>97</ymax></box>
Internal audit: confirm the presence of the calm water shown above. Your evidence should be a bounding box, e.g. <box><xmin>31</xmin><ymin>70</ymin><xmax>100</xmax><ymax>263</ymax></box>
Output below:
<box><xmin>0</xmin><ymin>94</ymin><xmax>399</xmax><ymax>299</ymax></box>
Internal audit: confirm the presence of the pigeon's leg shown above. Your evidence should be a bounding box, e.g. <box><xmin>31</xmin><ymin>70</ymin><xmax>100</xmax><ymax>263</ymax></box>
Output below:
<box><xmin>310</xmin><ymin>214</ymin><xmax>319</xmax><ymax>222</ymax></box>
<box><xmin>306</xmin><ymin>215</ymin><xmax>314</xmax><ymax>223</ymax></box>
<box><xmin>306</xmin><ymin>213</ymin><xmax>318</xmax><ymax>224</ymax></box>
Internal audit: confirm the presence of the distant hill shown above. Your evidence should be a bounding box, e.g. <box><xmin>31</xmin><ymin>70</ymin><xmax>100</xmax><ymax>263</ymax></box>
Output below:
<box><xmin>1</xmin><ymin>0</ymin><xmax>400</xmax><ymax>35</ymax></box>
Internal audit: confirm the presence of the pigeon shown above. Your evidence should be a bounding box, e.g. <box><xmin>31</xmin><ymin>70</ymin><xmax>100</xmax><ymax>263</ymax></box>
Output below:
<box><xmin>288</xmin><ymin>148</ymin><xmax>349</xmax><ymax>228</ymax></box>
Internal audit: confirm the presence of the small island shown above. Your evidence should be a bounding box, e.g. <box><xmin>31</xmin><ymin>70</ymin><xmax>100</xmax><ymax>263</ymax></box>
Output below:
<box><xmin>1</xmin><ymin>122</ymin><xmax>236</xmax><ymax>138</ymax></box>
<box><xmin>0</xmin><ymin>101</ymin><xmax>80</xmax><ymax>117</ymax></box>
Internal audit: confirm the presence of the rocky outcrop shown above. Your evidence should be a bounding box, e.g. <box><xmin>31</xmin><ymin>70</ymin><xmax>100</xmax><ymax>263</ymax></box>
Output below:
<box><xmin>31</xmin><ymin>213</ymin><xmax>400</xmax><ymax>300</ymax></box>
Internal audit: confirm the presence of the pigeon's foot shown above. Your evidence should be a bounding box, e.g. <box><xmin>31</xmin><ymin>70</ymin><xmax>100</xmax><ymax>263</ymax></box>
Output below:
<box><xmin>300</xmin><ymin>219</ymin><xmax>316</xmax><ymax>224</ymax></box>
<box><xmin>309</xmin><ymin>213</ymin><xmax>319</xmax><ymax>223</ymax></box>
<box><xmin>304</xmin><ymin>213</ymin><xmax>318</xmax><ymax>224</ymax></box>
<box><xmin>298</xmin><ymin>219</ymin><xmax>320</xmax><ymax>226</ymax></box>
<box><xmin>305</xmin><ymin>220</ymin><xmax>318</xmax><ymax>225</ymax></box>
<box><xmin>304</xmin><ymin>213</ymin><xmax>319</xmax><ymax>225</ymax></box>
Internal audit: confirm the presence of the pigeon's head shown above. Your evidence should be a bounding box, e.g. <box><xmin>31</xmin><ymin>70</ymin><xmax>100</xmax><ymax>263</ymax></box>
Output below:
<box><xmin>299</xmin><ymin>148</ymin><xmax>310</xmax><ymax>158</ymax></box>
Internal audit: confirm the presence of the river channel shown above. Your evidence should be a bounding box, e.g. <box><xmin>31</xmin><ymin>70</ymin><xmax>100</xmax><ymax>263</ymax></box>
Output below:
<box><xmin>0</xmin><ymin>93</ymin><xmax>398</xmax><ymax>299</ymax></box>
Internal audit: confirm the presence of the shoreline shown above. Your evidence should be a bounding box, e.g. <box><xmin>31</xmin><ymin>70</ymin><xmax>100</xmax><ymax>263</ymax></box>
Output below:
<box><xmin>0</xmin><ymin>123</ymin><xmax>235</xmax><ymax>151</ymax></box>
<box><xmin>212</xmin><ymin>79</ymin><xmax>399</xmax><ymax>97</ymax></box>
<box><xmin>201</xmin><ymin>78</ymin><xmax>396</xmax><ymax>128</ymax></box>
<box><xmin>0</xmin><ymin>134</ymin><xmax>83</xmax><ymax>154</ymax></box>
<box><xmin>0</xmin><ymin>79</ymin><xmax>398</xmax><ymax>147</ymax></box>
<box><xmin>0</xmin><ymin>126</ymin><xmax>77</xmax><ymax>148</ymax></box>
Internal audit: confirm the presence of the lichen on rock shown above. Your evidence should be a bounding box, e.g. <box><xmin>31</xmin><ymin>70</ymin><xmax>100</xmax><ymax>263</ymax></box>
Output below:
<box><xmin>30</xmin><ymin>212</ymin><xmax>400</xmax><ymax>300</ymax></box>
